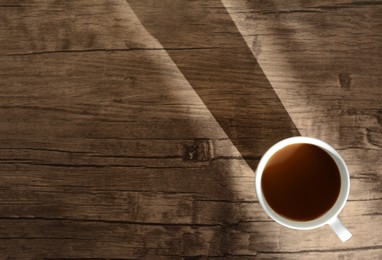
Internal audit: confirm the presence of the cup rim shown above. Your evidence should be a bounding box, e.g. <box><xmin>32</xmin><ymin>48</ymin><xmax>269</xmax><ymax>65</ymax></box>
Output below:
<box><xmin>255</xmin><ymin>136</ymin><xmax>350</xmax><ymax>230</ymax></box>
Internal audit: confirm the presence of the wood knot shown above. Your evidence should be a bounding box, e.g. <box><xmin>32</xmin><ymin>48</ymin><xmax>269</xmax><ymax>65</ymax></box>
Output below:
<box><xmin>182</xmin><ymin>139</ymin><xmax>214</xmax><ymax>162</ymax></box>
<box><xmin>339</xmin><ymin>73</ymin><xmax>351</xmax><ymax>89</ymax></box>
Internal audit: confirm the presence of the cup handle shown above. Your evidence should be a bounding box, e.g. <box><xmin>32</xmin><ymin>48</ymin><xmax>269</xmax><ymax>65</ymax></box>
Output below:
<box><xmin>328</xmin><ymin>217</ymin><xmax>352</xmax><ymax>242</ymax></box>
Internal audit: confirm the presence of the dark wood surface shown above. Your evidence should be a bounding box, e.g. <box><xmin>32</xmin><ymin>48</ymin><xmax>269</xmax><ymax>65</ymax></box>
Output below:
<box><xmin>0</xmin><ymin>0</ymin><xmax>381</xmax><ymax>258</ymax></box>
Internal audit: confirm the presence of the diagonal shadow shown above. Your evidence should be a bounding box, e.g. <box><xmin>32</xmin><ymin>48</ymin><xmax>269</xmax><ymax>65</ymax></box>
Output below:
<box><xmin>128</xmin><ymin>0</ymin><xmax>300</xmax><ymax>170</ymax></box>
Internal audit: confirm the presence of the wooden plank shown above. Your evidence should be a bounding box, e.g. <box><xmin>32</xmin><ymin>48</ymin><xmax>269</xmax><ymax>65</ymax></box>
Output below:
<box><xmin>0</xmin><ymin>0</ymin><xmax>381</xmax><ymax>258</ymax></box>
<box><xmin>0</xmin><ymin>185</ymin><xmax>379</xmax><ymax>225</ymax></box>
<box><xmin>0</xmin><ymin>156</ymin><xmax>380</xmax><ymax>201</ymax></box>
<box><xmin>0</xmin><ymin>200</ymin><xmax>379</xmax><ymax>258</ymax></box>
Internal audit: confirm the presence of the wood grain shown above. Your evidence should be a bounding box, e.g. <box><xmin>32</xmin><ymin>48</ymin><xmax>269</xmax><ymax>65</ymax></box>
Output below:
<box><xmin>0</xmin><ymin>0</ymin><xmax>381</xmax><ymax>258</ymax></box>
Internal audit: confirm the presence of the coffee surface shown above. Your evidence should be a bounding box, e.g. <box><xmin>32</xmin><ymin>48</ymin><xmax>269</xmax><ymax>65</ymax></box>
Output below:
<box><xmin>261</xmin><ymin>143</ymin><xmax>341</xmax><ymax>221</ymax></box>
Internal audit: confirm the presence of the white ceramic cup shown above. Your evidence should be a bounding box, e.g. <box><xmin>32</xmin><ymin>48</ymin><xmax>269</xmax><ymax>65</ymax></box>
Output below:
<box><xmin>256</xmin><ymin>136</ymin><xmax>352</xmax><ymax>242</ymax></box>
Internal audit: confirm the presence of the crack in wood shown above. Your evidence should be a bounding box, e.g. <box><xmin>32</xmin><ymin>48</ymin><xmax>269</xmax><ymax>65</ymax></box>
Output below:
<box><xmin>362</xmin><ymin>212</ymin><xmax>382</xmax><ymax>216</ymax></box>
<box><xmin>348</xmin><ymin>198</ymin><xmax>382</xmax><ymax>202</ymax></box>
<box><xmin>257</xmin><ymin>245</ymin><xmax>382</xmax><ymax>254</ymax></box>
<box><xmin>0</xmin><ymin>4</ymin><xmax>22</xmax><ymax>8</ymax></box>
<box><xmin>0</xmin><ymin>147</ymin><xmax>92</xmax><ymax>155</ymax></box>
<box><xmin>0</xmin><ymin>237</ymin><xmax>90</xmax><ymax>240</ymax></box>
<box><xmin>261</xmin><ymin>9</ymin><xmax>324</xmax><ymax>15</ymax></box>
<box><xmin>195</xmin><ymin>199</ymin><xmax>258</xmax><ymax>204</ymax></box>
<box><xmin>230</xmin><ymin>9</ymin><xmax>324</xmax><ymax>15</ymax></box>
<box><xmin>0</xmin><ymin>161</ymin><xmax>204</xmax><ymax>169</ymax></box>
<box><xmin>0</xmin><ymin>216</ymin><xmax>267</xmax><ymax>227</ymax></box>
<box><xmin>3</xmin><ymin>47</ymin><xmax>225</xmax><ymax>56</ymax></box>
<box><xmin>312</xmin><ymin>1</ymin><xmax>382</xmax><ymax>11</ymax></box>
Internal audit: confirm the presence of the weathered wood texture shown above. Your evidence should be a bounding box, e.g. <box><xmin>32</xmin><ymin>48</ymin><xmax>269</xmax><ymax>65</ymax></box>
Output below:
<box><xmin>0</xmin><ymin>0</ymin><xmax>381</xmax><ymax>258</ymax></box>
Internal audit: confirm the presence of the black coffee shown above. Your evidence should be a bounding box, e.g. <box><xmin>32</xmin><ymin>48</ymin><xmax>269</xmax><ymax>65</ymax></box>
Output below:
<box><xmin>261</xmin><ymin>143</ymin><xmax>341</xmax><ymax>221</ymax></box>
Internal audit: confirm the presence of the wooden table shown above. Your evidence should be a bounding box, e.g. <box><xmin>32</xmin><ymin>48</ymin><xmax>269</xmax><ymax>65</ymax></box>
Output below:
<box><xmin>1</xmin><ymin>0</ymin><xmax>381</xmax><ymax>258</ymax></box>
